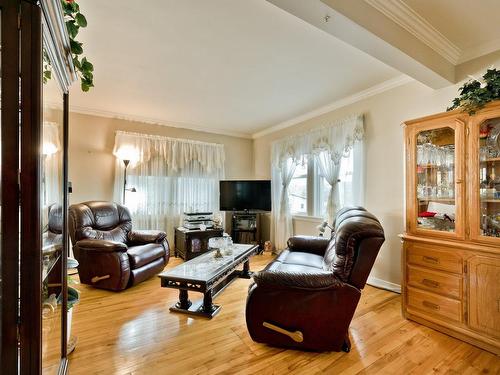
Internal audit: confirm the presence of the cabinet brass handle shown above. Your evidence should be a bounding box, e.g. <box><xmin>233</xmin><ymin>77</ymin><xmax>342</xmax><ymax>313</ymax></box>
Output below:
<box><xmin>422</xmin><ymin>256</ymin><xmax>439</xmax><ymax>264</ymax></box>
<box><xmin>422</xmin><ymin>279</ymin><xmax>439</xmax><ymax>288</ymax></box>
<box><xmin>422</xmin><ymin>300</ymin><xmax>440</xmax><ymax>310</ymax></box>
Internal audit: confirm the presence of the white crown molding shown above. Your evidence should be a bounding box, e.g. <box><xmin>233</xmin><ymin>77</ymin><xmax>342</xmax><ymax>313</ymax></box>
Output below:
<box><xmin>252</xmin><ymin>75</ymin><xmax>414</xmax><ymax>139</ymax></box>
<box><xmin>364</xmin><ymin>0</ymin><xmax>462</xmax><ymax>65</ymax></box>
<box><xmin>44</xmin><ymin>103</ymin><xmax>253</xmax><ymax>139</ymax></box>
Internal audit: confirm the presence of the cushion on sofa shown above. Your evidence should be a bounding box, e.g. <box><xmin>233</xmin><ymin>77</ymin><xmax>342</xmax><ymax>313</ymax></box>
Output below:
<box><xmin>127</xmin><ymin>243</ymin><xmax>165</xmax><ymax>269</ymax></box>
<box><xmin>265</xmin><ymin>261</ymin><xmax>330</xmax><ymax>275</ymax></box>
<box><xmin>275</xmin><ymin>250</ymin><xmax>324</xmax><ymax>269</ymax></box>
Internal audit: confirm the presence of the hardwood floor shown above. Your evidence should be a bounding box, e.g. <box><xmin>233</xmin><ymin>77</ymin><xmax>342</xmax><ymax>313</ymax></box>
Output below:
<box><xmin>67</xmin><ymin>253</ymin><xmax>499</xmax><ymax>374</ymax></box>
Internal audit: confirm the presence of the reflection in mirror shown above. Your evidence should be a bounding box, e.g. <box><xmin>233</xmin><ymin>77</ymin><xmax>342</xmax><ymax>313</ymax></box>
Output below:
<box><xmin>416</xmin><ymin>128</ymin><xmax>456</xmax><ymax>232</ymax></box>
<box><xmin>42</xmin><ymin>63</ymin><xmax>64</xmax><ymax>374</ymax></box>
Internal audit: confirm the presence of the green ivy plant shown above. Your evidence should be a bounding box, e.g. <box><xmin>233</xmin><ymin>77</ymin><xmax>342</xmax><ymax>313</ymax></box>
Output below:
<box><xmin>44</xmin><ymin>0</ymin><xmax>94</xmax><ymax>92</ymax></box>
<box><xmin>447</xmin><ymin>68</ymin><xmax>500</xmax><ymax>114</ymax></box>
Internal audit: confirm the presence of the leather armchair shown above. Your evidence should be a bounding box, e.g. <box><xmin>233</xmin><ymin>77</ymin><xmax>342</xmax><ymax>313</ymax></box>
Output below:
<box><xmin>69</xmin><ymin>201</ymin><xmax>169</xmax><ymax>291</ymax></box>
<box><xmin>246</xmin><ymin>207</ymin><xmax>385</xmax><ymax>352</ymax></box>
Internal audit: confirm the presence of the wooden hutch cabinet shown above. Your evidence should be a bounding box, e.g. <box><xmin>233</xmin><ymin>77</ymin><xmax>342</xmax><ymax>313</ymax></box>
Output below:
<box><xmin>403</xmin><ymin>102</ymin><xmax>500</xmax><ymax>355</ymax></box>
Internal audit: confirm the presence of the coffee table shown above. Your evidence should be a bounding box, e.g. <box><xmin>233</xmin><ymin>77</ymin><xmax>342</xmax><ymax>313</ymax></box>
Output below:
<box><xmin>159</xmin><ymin>243</ymin><xmax>258</xmax><ymax>318</ymax></box>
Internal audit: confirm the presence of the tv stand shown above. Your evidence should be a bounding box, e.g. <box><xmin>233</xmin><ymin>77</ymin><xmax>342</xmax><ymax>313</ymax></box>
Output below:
<box><xmin>231</xmin><ymin>211</ymin><xmax>262</xmax><ymax>253</ymax></box>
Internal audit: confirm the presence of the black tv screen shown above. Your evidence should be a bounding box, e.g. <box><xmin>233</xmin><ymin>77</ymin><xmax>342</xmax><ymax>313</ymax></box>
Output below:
<box><xmin>219</xmin><ymin>180</ymin><xmax>271</xmax><ymax>211</ymax></box>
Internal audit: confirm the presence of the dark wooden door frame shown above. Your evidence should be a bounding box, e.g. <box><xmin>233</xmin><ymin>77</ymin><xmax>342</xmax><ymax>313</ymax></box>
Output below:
<box><xmin>0</xmin><ymin>0</ymin><xmax>21</xmax><ymax>372</ymax></box>
<box><xmin>20</xmin><ymin>1</ymin><xmax>42</xmax><ymax>374</ymax></box>
<box><xmin>1</xmin><ymin>1</ymin><xmax>71</xmax><ymax>374</ymax></box>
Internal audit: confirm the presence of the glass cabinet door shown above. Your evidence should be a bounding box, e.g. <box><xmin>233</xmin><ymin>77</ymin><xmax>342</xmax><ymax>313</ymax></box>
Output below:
<box><xmin>407</xmin><ymin>117</ymin><xmax>465</xmax><ymax>238</ymax></box>
<box><xmin>470</xmin><ymin>109</ymin><xmax>500</xmax><ymax>244</ymax></box>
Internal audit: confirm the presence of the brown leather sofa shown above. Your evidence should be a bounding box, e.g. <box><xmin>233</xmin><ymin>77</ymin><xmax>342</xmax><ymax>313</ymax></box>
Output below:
<box><xmin>246</xmin><ymin>207</ymin><xmax>385</xmax><ymax>352</ymax></box>
<box><xmin>69</xmin><ymin>201</ymin><xmax>169</xmax><ymax>291</ymax></box>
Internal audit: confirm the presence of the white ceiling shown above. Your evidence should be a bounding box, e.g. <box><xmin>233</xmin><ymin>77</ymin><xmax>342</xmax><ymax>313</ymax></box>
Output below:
<box><xmin>402</xmin><ymin>0</ymin><xmax>500</xmax><ymax>62</ymax></box>
<box><xmin>50</xmin><ymin>0</ymin><xmax>400</xmax><ymax>137</ymax></box>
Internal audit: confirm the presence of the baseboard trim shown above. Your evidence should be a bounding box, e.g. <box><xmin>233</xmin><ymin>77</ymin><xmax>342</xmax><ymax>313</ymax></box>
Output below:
<box><xmin>366</xmin><ymin>276</ymin><xmax>401</xmax><ymax>294</ymax></box>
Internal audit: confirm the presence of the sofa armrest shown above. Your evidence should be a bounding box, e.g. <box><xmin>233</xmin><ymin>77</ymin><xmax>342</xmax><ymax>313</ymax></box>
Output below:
<box><xmin>75</xmin><ymin>239</ymin><xmax>128</xmax><ymax>252</ymax></box>
<box><xmin>287</xmin><ymin>235</ymin><xmax>330</xmax><ymax>256</ymax></box>
<box><xmin>253</xmin><ymin>270</ymin><xmax>343</xmax><ymax>290</ymax></box>
<box><xmin>127</xmin><ymin>230</ymin><xmax>167</xmax><ymax>245</ymax></box>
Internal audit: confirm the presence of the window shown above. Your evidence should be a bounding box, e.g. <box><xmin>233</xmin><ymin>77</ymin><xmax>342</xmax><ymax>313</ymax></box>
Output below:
<box><xmin>288</xmin><ymin>157</ymin><xmax>308</xmax><ymax>215</ymax></box>
<box><xmin>290</xmin><ymin>151</ymin><xmax>355</xmax><ymax>218</ymax></box>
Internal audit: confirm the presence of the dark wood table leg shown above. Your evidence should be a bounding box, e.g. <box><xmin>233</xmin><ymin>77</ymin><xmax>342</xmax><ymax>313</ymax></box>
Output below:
<box><xmin>202</xmin><ymin>291</ymin><xmax>216</xmax><ymax>314</ymax></box>
<box><xmin>176</xmin><ymin>289</ymin><xmax>191</xmax><ymax>310</ymax></box>
<box><xmin>239</xmin><ymin>259</ymin><xmax>252</xmax><ymax>279</ymax></box>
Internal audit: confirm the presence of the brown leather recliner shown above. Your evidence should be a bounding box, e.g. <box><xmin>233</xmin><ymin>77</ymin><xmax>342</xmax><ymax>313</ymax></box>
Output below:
<box><xmin>69</xmin><ymin>201</ymin><xmax>170</xmax><ymax>291</ymax></box>
<box><xmin>246</xmin><ymin>206</ymin><xmax>385</xmax><ymax>352</ymax></box>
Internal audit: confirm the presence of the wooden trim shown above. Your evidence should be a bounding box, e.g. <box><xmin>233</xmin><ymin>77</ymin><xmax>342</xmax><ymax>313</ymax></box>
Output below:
<box><xmin>20</xmin><ymin>2</ymin><xmax>42</xmax><ymax>373</ymax></box>
<box><xmin>401</xmin><ymin>233</ymin><xmax>500</xmax><ymax>255</ymax></box>
<box><xmin>405</xmin><ymin>117</ymin><xmax>465</xmax><ymax>240</ymax></box>
<box><xmin>403</xmin><ymin>107</ymin><xmax>465</xmax><ymax>127</ymax></box>
<box><xmin>0</xmin><ymin>0</ymin><xmax>20</xmax><ymax>371</ymax></box>
<box><xmin>60</xmin><ymin>93</ymin><xmax>69</xmax><ymax>359</ymax></box>
<box><xmin>402</xmin><ymin>100</ymin><xmax>500</xmax><ymax>126</ymax></box>
<box><xmin>468</xmin><ymin>106</ymin><xmax>500</xmax><ymax>245</ymax></box>
<box><xmin>467</xmin><ymin>255</ymin><xmax>500</xmax><ymax>339</ymax></box>
<box><xmin>406</xmin><ymin>312</ymin><xmax>500</xmax><ymax>355</ymax></box>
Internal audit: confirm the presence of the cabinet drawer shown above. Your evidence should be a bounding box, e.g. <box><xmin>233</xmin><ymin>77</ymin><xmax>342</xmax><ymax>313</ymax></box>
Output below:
<box><xmin>407</xmin><ymin>286</ymin><xmax>462</xmax><ymax>323</ymax></box>
<box><xmin>407</xmin><ymin>265</ymin><xmax>461</xmax><ymax>299</ymax></box>
<box><xmin>407</xmin><ymin>244</ymin><xmax>463</xmax><ymax>274</ymax></box>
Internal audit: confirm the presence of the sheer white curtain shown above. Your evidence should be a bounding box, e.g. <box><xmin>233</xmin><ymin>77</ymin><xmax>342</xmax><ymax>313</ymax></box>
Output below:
<box><xmin>316</xmin><ymin>151</ymin><xmax>341</xmax><ymax>223</ymax></box>
<box><xmin>271</xmin><ymin>157</ymin><xmax>297</xmax><ymax>251</ymax></box>
<box><xmin>112</xmin><ymin>131</ymin><xmax>225</xmax><ymax>244</ymax></box>
<box><xmin>271</xmin><ymin>114</ymin><xmax>364</xmax><ymax>251</ymax></box>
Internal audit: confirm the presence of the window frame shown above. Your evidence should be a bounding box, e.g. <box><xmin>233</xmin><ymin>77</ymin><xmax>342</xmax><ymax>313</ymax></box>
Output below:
<box><xmin>289</xmin><ymin>151</ymin><xmax>355</xmax><ymax>219</ymax></box>
<box><xmin>289</xmin><ymin>156</ymin><xmax>324</xmax><ymax>218</ymax></box>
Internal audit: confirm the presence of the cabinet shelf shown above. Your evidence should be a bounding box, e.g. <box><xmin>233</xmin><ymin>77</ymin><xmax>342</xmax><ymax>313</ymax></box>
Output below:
<box><xmin>480</xmin><ymin>157</ymin><xmax>500</xmax><ymax>163</ymax></box>
<box><xmin>480</xmin><ymin>198</ymin><xmax>500</xmax><ymax>203</ymax></box>
<box><xmin>417</xmin><ymin>198</ymin><xmax>455</xmax><ymax>202</ymax></box>
<box><xmin>417</xmin><ymin>164</ymin><xmax>453</xmax><ymax>169</ymax></box>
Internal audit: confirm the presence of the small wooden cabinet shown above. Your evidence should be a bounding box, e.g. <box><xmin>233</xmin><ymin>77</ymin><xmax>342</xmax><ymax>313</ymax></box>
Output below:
<box><xmin>403</xmin><ymin>102</ymin><xmax>500</xmax><ymax>355</ymax></box>
<box><xmin>467</xmin><ymin>255</ymin><xmax>500</xmax><ymax>339</ymax></box>
<box><xmin>174</xmin><ymin>228</ymin><xmax>223</xmax><ymax>260</ymax></box>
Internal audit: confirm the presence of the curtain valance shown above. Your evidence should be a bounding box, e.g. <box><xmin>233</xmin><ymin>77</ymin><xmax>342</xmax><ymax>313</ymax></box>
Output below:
<box><xmin>271</xmin><ymin>114</ymin><xmax>364</xmax><ymax>167</ymax></box>
<box><xmin>112</xmin><ymin>131</ymin><xmax>225</xmax><ymax>176</ymax></box>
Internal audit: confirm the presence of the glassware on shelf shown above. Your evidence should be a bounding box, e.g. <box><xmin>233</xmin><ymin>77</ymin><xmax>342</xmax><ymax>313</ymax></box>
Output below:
<box><xmin>416</xmin><ymin>128</ymin><xmax>456</xmax><ymax>232</ymax></box>
<box><xmin>478</xmin><ymin>117</ymin><xmax>500</xmax><ymax>238</ymax></box>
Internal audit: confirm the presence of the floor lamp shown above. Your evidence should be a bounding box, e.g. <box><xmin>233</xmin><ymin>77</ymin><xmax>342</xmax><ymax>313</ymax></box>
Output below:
<box><xmin>122</xmin><ymin>159</ymin><xmax>136</xmax><ymax>204</ymax></box>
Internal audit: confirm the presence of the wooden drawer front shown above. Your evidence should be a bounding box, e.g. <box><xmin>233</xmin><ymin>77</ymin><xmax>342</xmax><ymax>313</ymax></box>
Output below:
<box><xmin>407</xmin><ymin>286</ymin><xmax>462</xmax><ymax>323</ymax></box>
<box><xmin>407</xmin><ymin>244</ymin><xmax>463</xmax><ymax>274</ymax></box>
<box><xmin>407</xmin><ymin>265</ymin><xmax>462</xmax><ymax>299</ymax></box>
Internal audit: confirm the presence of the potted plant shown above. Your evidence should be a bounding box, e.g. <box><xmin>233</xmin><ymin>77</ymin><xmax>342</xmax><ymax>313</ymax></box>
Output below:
<box><xmin>44</xmin><ymin>0</ymin><xmax>94</xmax><ymax>92</ymax></box>
<box><xmin>447</xmin><ymin>68</ymin><xmax>500</xmax><ymax>114</ymax></box>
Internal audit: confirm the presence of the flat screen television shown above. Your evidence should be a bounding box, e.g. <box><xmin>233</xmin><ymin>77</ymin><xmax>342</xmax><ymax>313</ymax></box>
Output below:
<box><xmin>219</xmin><ymin>180</ymin><xmax>271</xmax><ymax>212</ymax></box>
